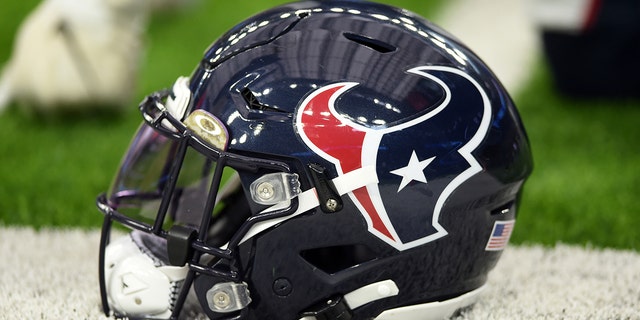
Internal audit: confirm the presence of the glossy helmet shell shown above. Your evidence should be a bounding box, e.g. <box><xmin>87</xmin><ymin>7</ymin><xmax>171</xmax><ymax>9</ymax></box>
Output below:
<box><xmin>110</xmin><ymin>1</ymin><xmax>533</xmax><ymax>319</ymax></box>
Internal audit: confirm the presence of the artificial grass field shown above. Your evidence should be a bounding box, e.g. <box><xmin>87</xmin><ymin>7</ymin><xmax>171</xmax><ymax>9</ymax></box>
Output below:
<box><xmin>0</xmin><ymin>0</ymin><xmax>638</xmax><ymax>252</ymax></box>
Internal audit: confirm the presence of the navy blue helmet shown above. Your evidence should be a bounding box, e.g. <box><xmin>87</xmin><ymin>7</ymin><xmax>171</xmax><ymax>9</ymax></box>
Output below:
<box><xmin>97</xmin><ymin>1</ymin><xmax>533</xmax><ymax>319</ymax></box>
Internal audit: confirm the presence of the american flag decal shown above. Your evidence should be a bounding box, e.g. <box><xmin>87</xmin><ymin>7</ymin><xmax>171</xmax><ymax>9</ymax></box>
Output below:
<box><xmin>485</xmin><ymin>220</ymin><xmax>515</xmax><ymax>251</ymax></box>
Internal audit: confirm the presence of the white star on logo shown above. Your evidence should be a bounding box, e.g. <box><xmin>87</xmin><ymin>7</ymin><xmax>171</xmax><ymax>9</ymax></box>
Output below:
<box><xmin>390</xmin><ymin>150</ymin><xmax>436</xmax><ymax>192</ymax></box>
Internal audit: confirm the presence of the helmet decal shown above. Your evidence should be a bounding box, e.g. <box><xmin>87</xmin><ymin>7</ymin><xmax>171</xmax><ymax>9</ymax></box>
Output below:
<box><xmin>295</xmin><ymin>66</ymin><xmax>492</xmax><ymax>250</ymax></box>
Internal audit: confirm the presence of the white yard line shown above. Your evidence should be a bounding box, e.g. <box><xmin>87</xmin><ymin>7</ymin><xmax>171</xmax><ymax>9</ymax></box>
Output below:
<box><xmin>0</xmin><ymin>227</ymin><xmax>109</xmax><ymax>320</ymax></box>
<box><xmin>463</xmin><ymin>244</ymin><xmax>640</xmax><ymax>319</ymax></box>
<box><xmin>2</xmin><ymin>227</ymin><xmax>640</xmax><ymax>319</ymax></box>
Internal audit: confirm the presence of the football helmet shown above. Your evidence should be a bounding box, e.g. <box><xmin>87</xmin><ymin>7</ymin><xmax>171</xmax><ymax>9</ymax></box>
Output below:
<box><xmin>96</xmin><ymin>1</ymin><xmax>533</xmax><ymax>319</ymax></box>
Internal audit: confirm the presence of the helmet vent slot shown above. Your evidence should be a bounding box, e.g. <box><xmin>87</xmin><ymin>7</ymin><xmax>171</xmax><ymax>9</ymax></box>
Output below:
<box><xmin>242</xmin><ymin>87</ymin><xmax>267</xmax><ymax>110</ymax></box>
<box><xmin>241</xmin><ymin>87</ymin><xmax>286</xmax><ymax>113</ymax></box>
<box><xmin>343</xmin><ymin>32</ymin><xmax>396</xmax><ymax>53</ymax></box>
<box><xmin>490</xmin><ymin>201</ymin><xmax>515</xmax><ymax>216</ymax></box>
<box><xmin>300</xmin><ymin>244</ymin><xmax>377</xmax><ymax>274</ymax></box>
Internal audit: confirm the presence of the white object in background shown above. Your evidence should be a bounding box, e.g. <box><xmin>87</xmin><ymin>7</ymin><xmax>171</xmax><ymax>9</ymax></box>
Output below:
<box><xmin>526</xmin><ymin>0</ymin><xmax>600</xmax><ymax>32</ymax></box>
<box><xmin>436</xmin><ymin>0</ymin><xmax>539</xmax><ymax>95</ymax></box>
<box><xmin>0</xmin><ymin>0</ymin><xmax>148</xmax><ymax>113</ymax></box>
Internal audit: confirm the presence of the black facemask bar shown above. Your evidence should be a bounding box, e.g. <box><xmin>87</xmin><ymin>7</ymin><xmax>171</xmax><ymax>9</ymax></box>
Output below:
<box><xmin>97</xmin><ymin>90</ymin><xmax>300</xmax><ymax>319</ymax></box>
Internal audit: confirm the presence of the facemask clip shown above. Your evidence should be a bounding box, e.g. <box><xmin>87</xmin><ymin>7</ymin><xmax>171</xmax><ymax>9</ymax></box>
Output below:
<box><xmin>205</xmin><ymin>282</ymin><xmax>252</xmax><ymax>313</ymax></box>
<box><xmin>250</xmin><ymin>172</ymin><xmax>301</xmax><ymax>205</ymax></box>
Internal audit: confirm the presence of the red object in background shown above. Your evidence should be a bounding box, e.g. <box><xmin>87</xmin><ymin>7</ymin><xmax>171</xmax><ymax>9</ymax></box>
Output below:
<box><xmin>532</xmin><ymin>0</ymin><xmax>640</xmax><ymax>99</ymax></box>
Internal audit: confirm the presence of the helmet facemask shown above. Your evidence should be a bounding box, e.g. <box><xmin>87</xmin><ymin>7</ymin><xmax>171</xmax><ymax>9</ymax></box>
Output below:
<box><xmin>97</xmin><ymin>76</ymin><xmax>303</xmax><ymax>319</ymax></box>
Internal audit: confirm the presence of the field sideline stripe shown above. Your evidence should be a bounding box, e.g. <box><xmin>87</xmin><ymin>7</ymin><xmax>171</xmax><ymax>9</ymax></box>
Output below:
<box><xmin>1</xmin><ymin>227</ymin><xmax>639</xmax><ymax>319</ymax></box>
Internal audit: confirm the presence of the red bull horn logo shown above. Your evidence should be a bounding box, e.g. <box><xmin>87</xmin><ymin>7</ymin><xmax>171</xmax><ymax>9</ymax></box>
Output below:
<box><xmin>295</xmin><ymin>66</ymin><xmax>492</xmax><ymax>250</ymax></box>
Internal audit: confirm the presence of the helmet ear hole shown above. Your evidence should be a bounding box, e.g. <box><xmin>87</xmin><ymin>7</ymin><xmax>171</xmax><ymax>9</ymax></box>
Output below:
<box><xmin>490</xmin><ymin>200</ymin><xmax>516</xmax><ymax>216</ymax></box>
<box><xmin>300</xmin><ymin>244</ymin><xmax>377</xmax><ymax>274</ymax></box>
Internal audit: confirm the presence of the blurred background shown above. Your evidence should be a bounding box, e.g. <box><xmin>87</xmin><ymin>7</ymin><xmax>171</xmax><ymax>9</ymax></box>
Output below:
<box><xmin>0</xmin><ymin>0</ymin><xmax>638</xmax><ymax>251</ymax></box>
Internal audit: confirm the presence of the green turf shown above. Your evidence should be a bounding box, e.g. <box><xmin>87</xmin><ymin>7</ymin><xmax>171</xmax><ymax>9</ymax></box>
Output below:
<box><xmin>510</xmin><ymin>62</ymin><xmax>640</xmax><ymax>250</ymax></box>
<box><xmin>1</xmin><ymin>1</ymin><xmax>637</xmax><ymax>251</ymax></box>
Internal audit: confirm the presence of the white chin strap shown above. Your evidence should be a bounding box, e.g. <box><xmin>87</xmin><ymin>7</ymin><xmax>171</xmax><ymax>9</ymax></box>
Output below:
<box><xmin>240</xmin><ymin>165</ymin><xmax>379</xmax><ymax>244</ymax></box>
<box><xmin>300</xmin><ymin>280</ymin><xmax>484</xmax><ymax>320</ymax></box>
<box><xmin>104</xmin><ymin>235</ymin><xmax>188</xmax><ymax>319</ymax></box>
<box><xmin>373</xmin><ymin>286</ymin><xmax>485</xmax><ymax>320</ymax></box>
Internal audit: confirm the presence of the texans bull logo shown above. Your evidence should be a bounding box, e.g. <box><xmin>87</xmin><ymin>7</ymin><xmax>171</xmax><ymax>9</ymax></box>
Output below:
<box><xmin>295</xmin><ymin>66</ymin><xmax>492</xmax><ymax>250</ymax></box>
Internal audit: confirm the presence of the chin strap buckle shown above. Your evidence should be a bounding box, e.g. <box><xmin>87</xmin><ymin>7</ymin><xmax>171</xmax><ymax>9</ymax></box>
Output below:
<box><xmin>205</xmin><ymin>282</ymin><xmax>252</xmax><ymax>314</ymax></box>
<box><xmin>300</xmin><ymin>295</ymin><xmax>353</xmax><ymax>320</ymax></box>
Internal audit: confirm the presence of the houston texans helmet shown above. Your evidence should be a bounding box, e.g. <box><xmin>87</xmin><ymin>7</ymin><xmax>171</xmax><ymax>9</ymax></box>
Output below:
<box><xmin>96</xmin><ymin>1</ymin><xmax>533</xmax><ymax>319</ymax></box>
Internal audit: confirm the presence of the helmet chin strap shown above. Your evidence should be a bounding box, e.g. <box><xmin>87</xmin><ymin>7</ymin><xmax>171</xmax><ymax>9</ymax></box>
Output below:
<box><xmin>299</xmin><ymin>280</ymin><xmax>399</xmax><ymax>320</ymax></box>
<box><xmin>104</xmin><ymin>234</ymin><xmax>189</xmax><ymax>319</ymax></box>
<box><xmin>373</xmin><ymin>286</ymin><xmax>485</xmax><ymax>320</ymax></box>
<box><xmin>299</xmin><ymin>282</ymin><xmax>484</xmax><ymax>320</ymax></box>
<box><xmin>239</xmin><ymin>165</ymin><xmax>378</xmax><ymax>244</ymax></box>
